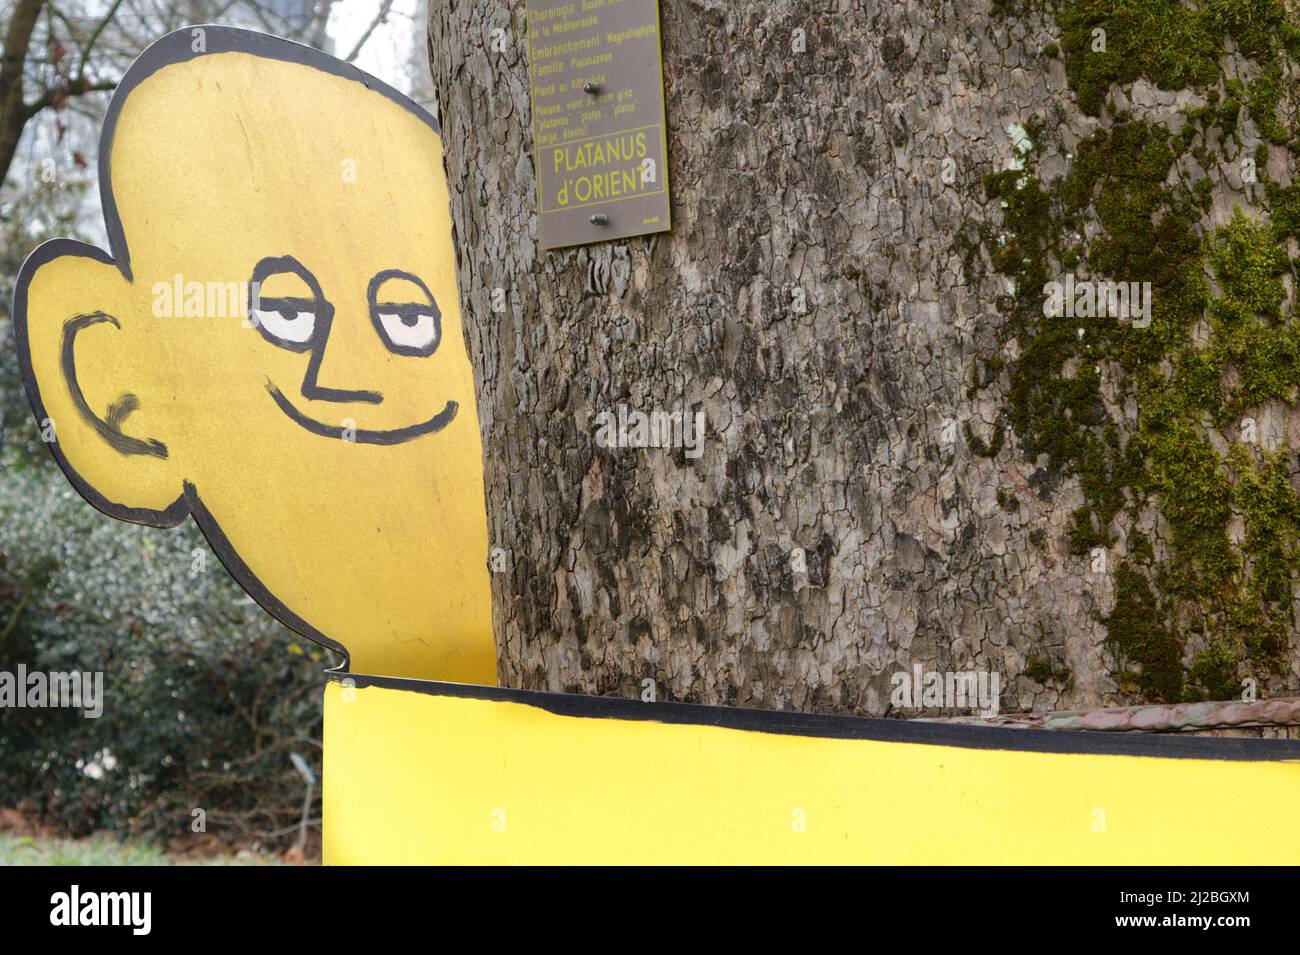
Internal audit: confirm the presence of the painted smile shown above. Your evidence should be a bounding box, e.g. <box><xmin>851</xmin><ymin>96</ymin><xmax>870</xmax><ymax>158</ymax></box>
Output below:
<box><xmin>267</xmin><ymin>382</ymin><xmax>457</xmax><ymax>445</ymax></box>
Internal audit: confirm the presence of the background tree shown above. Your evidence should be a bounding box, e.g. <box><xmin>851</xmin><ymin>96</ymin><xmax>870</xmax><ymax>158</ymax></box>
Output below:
<box><xmin>428</xmin><ymin>0</ymin><xmax>1300</xmax><ymax>713</ymax></box>
<box><xmin>0</xmin><ymin>0</ymin><xmax>343</xmax><ymax>191</ymax></box>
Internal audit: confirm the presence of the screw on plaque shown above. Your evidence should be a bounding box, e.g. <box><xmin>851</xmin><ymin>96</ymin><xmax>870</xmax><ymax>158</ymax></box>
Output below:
<box><xmin>583</xmin><ymin>82</ymin><xmax>602</xmax><ymax>94</ymax></box>
<box><xmin>590</xmin><ymin>213</ymin><xmax>609</xmax><ymax>225</ymax></box>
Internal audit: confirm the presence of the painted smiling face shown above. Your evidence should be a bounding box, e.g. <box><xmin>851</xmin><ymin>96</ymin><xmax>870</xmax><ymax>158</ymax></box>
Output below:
<box><xmin>13</xmin><ymin>28</ymin><xmax>496</xmax><ymax>684</ymax></box>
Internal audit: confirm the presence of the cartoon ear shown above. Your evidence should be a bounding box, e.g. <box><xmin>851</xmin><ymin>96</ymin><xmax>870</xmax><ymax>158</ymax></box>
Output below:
<box><xmin>13</xmin><ymin>240</ymin><xmax>184</xmax><ymax>525</ymax></box>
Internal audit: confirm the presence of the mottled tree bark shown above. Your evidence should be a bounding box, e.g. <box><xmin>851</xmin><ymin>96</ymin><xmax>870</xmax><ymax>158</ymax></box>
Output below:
<box><xmin>426</xmin><ymin>0</ymin><xmax>1128</xmax><ymax>715</ymax></box>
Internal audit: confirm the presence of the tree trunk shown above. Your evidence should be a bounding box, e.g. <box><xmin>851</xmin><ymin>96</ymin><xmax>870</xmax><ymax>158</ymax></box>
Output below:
<box><xmin>424</xmin><ymin>0</ymin><xmax>1086</xmax><ymax>715</ymax></box>
<box><xmin>427</xmin><ymin>0</ymin><xmax>1300</xmax><ymax>715</ymax></box>
<box><xmin>0</xmin><ymin>0</ymin><xmax>45</xmax><ymax>188</ymax></box>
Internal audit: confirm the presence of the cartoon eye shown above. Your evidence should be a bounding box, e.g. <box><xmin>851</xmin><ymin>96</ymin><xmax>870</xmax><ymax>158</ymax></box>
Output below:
<box><xmin>376</xmin><ymin>308</ymin><xmax>439</xmax><ymax>354</ymax></box>
<box><xmin>252</xmin><ymin>301</ymin><xmax>318</xmax><ymax>346</ymax></box>
<box><xmin>248</xmin><ymin>256</ymin><xmax>329</xmax><ymax>353</ymax></box>
<box><xmin>368</xmin><ymin>270</ymin><xmax>441</xmax><ymax>357</ymax></box>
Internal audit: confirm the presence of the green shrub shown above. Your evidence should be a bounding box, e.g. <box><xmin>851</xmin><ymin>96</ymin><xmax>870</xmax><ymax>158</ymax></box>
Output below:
<box><xmin>0</xmin><ymin>454</ymin><xmax>337</xmax><ymax>847</ymax></box>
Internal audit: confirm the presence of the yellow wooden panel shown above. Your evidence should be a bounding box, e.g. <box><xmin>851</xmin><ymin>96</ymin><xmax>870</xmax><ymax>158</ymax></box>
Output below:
<box><xmin>323</xmin><ymin>677</ymin><xmax>1300</xmax><ymax>864</ymax></box>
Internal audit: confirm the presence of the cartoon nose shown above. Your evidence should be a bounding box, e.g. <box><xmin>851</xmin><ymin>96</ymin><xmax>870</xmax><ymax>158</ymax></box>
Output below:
<box><xmin>302</xmin><ymin>313</ymin><xmax>382</xmax><ymax>404</ymax></box>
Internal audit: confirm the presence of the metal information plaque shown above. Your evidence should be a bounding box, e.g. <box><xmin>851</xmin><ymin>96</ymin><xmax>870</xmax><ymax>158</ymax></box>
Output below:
<box><xmin>527</xmin><ymin>0</ymin><xmax>671</xmax><ymax>249</ymax></box>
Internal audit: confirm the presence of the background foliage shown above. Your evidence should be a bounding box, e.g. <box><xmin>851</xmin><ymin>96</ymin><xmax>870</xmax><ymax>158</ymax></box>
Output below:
<box><xmin>1</xmin><ymin>276</ymin><xmax>337</xmax><ymax>844</ymax></box>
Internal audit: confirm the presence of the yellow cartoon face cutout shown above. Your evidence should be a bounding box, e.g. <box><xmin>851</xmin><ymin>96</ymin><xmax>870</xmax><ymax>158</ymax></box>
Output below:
<box><xmin>13</xmin><ymin>27</ymin><xmax>496</xmax><ymax>685</ymax></box>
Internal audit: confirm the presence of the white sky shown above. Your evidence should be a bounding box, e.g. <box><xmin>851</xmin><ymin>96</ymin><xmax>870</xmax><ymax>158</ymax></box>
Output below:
<box><xmin>329</xmin><ymin>0</ymin><xmax>423</xmax><ymax>93</ymax></box>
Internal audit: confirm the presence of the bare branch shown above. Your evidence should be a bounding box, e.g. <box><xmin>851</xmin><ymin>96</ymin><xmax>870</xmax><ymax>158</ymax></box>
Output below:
<box><xmin>345</xmin><ymin>0</ymin><xmax>395</xmax><ymax>63</ymax></box>
<box><xmin>75</xmin><ymin>0</ymin><xmax>128</xmax><ymax>82</ymax></box>
<box><xmin>23</xmin><ymin>76</ymin><xmax>116</xmax><ymax>120</ymax></box>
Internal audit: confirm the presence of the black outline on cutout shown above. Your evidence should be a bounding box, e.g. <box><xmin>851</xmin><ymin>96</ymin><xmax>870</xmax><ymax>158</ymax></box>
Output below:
<box><xmin>331</xmin><ymin>672</ymin><xmax>1300</xmax><ymax>761</ymax></box>
<box><xmin>9</xmin><ymin>26</ymin><xmax>450</xmax><ymax>673</ymax></box>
